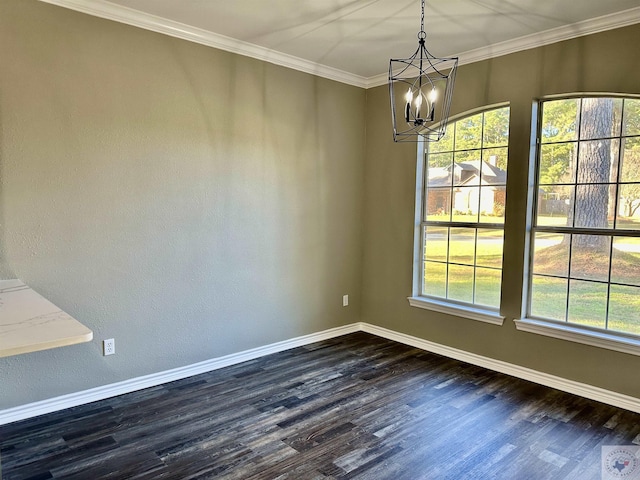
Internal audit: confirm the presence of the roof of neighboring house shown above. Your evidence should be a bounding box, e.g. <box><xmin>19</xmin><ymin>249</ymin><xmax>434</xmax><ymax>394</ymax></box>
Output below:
<box><xmin>428</xmin><ymin>160</ymin><xmax>506</xmax><ymax>188</ymax></box>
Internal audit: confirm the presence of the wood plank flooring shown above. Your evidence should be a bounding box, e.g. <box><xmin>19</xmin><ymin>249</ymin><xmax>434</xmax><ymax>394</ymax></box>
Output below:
<box><xmin>2</xmin><ymin>332</ymin><xmax>640</xmax><ymax>479</ymax></box>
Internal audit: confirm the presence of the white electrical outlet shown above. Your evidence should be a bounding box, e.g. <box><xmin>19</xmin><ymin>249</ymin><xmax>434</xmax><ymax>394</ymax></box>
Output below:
<box><xmin>343</xmin><ymin>294</ymin><xmax>349</xmax><ymax>307</ymax></box>
<box><xmin>103</xmin><ymin>338</ymin><xmax>115</xmax><ymax>356</ymax></box>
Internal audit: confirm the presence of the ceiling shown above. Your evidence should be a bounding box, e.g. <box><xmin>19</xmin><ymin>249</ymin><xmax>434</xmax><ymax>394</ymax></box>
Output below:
<box><xmin>44</xmin><ymin>0</ymin><xmax>640</xmax><ymax>86</ymax></box>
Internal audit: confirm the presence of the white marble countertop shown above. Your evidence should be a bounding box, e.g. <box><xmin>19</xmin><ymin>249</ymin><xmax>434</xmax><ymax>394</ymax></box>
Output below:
<box><xmin>0</xmin><ymin>279</ymin><xmax>93</xmax><ymax>357</ymax></box>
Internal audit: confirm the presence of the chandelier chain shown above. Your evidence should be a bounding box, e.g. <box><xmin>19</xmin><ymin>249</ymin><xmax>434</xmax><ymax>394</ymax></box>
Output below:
<box><xmin>417</xmin><ymin>0</ymin><xmax>426</xmax><ymax>40</ymax></box>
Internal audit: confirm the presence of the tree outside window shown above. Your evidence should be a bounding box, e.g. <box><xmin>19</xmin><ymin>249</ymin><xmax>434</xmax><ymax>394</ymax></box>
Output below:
<box><xmin>530</xmin><ymin>97</ymin><xmax>640</xmax><ymax>336</ymax></box>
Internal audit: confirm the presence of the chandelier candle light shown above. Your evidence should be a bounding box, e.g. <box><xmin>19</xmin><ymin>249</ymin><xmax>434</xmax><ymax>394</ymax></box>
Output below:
<box><xmin>389</xmin><ymin>0</ymin><xmax>458</xmax><ymax>142</ymax></box>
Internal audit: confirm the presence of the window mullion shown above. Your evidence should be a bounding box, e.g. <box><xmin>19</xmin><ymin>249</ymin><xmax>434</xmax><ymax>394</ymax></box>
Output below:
<box><xmin>569</xmin><ymin>99</ymin><xmax>583</xmax><ymax>229</ymax></box>
<box><xmin>533</xmin><ymin>226</ymin><xmax>640</xmax><ymax>237</ymax></box>
<box><xmin>565</xmin><ymin>234</ymin><xmax>573</xmax><ymax>322</ymax></box>
<box><xmin>605</xmin><ymin>235</ymin><xmax>614</xmax><ymax>330</ymax></box>
<box><xmin>445</xmin><ymin>227</ymin><xmax>451</xmax><ymax>299</ymax></box>
<box><xmin>612</xmin><ymin>133</ymin><xmax>624</xmax><ymax>230</ymax></box>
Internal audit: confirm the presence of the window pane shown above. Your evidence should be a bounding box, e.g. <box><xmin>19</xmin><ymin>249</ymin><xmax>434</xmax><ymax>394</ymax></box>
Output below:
<box><xmin>454</xmin><ymin>150</ymin><xmax>477</xmax><ymax>164</ymax></box>
<box><xmin>615</xmin><ymin>140</ymin><xmax>640</xmax><ymax>226</ymax></box>
<box><xmin>579</xmin><ymin>97</ymin><xmax>622</xmax><ymax>139</ymax></box>
<box><xmin>479</xmin><ymin>187</ymin><xmax>505</xmax><ymax>223</ymax></box>
<box><xmin>452</xmin><ymin>187</ymin><xmax>480</xmax><ymax>222</ymax></box>
<box><xmin>428</xmin><ymin>153</ymin><xmax>454</xmax><ymax>188</ymax></box>
<box><xmin>475</xmin><ymin>267</ymin><xmax>501</xmax><ymax>308</ymax></box>
<box><xmin>476</xmin><ymin>230</ymin><xmax>503</xmax><ymax>269</ymax></box>
<box><xmin>536</xmin><ymin>186</ymin><xmax>573</xmax><ymax>226</ymax></box>
<box><xmin>620</xmin><ymin>138</ymin><xmax>640</xmax><ymax>182</ymax></box>
<box><xmin>482</xmin><ymin>147</ymin><xmax>508</xmax><ymax>174</ymax></box>
<box><xmin>580</xmin><ymin>98</ymin><xmax>623</xmax><ymax>139</ymax></box>
<box><xmin>454</xmin><ymin>159</ymin><xmax>481</xmax><ymax>186</ymax></box>
<box><xmin>569</xmin><ymin>235</ymin><xmax>611</xmax><ymax>282</ymax></box>
<box><xmin>426</xmin><ymin>187</ymin><xmax>452</xmax><ymax>221</ymax></box>
<box><xmin>623</xmin><ymin>98</ymin><xmax>640</xmax><ymax>136</ymax></box>
<box><xmin>573</xmin><ymin>184</ymin><xmax>614</xmax><ymax>229</ymax></box>
<box><xmin>611</xmin><ymin>237</ymin><xmax>640</xmax><ymax>286</ymax></box>
<box><xmin>532</xmin><ymin>233</ymin><xmax>569</xmax><ymax>277</ymax></box>
<box><xmin>616</xmin><ymin>184</ymin><xmax>640</xmax><ymax>230</ymax></box>
<box><xmin>478</xmin><ymin>187</ymin><xmax>494</xmax><ymax>217</ymax></box>
<box><xmin>576</xmin><ymin>139</ymin><xmax>619</xmax><ymax>184</ymax></box>
<box><xmin>448</xmin><ymin>228</ymin><xmax>476</xmax><ymax>265</ymax></box>
<box><xmin>608</xmin><ymin>285</ymin><xmax>640</xmax><ymax>335</ymax></box>
<box><xmin>481</xmin><ymin>149</ymin><xmax>507</xmax><ymax>214</ymax></box>
<box><xmin>541</xmin><ymin>99</ymin><xmax>578</xmax><ymax>143</ymax></box>
<box><xmin>448</xmin><ymin>264</ymin><xmax>474</xmax><ymax>303</ymax></box>
<box><xmin>482</xmin><ymin>108</ymin><xmax>510</xmax><ymax>148</ymax></box>
<box><xmin>539</xmin><ymin>143</ymin><xmax>576</xmax><ymax>185</ymax></box>
<box><xmin>424</xmin><ymin>226</ymin><xmax>448</xmax><ymax>262</ymax></box>
<box><xmin>455</xmin><ymin>113</ymin><xmax>483</xmax><ymax>151</ymax></box>
<box><xmin>428</xmin><ymin>124</ymin><xmax>454</xmax><ymax>154</ymax></box>
<box><xmin>530</xmin><ymin>275</ymin><xmax>567</xmax><ymax>321</ymax></box>
<box><xmin>576</xmin><ymin>139</ymin><xmax>618</xmax><ymax>184</ymax></box>
<box><xmin>424</xmin><ymin>261</ymin><xmax>447</xmax><ymax>297</ymax></box>
<box><xmin>567</xmin><ymin>279</ymin><xmax>608</xmax><ymax>329</ymax></box>
<box><xmin>612</xmin><ymin>98</ymin><xmax>624</xmax><ymax>137</ymax></box>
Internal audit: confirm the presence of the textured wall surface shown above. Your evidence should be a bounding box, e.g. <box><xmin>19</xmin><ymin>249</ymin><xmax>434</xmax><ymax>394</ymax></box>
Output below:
<box><xmin>363</xmin><ymin>24</ymin><xmax>640</xmax><ymax>398</ymax></box>
<box><xmin>2</xmin><ymin>0</ymin><xmax>640</xmax><ymax>413</ymax></box>
<box><xmin>0</xmin><ymin>0</ymin><xmax>365</xmax><ymax>409</ymax></box>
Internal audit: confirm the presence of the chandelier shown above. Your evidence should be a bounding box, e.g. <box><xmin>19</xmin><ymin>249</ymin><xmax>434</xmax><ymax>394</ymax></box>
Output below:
<box><xmin>389</xmin><ymin>0</ymin><xmax>458</xmax><ymax>142</ymax></box>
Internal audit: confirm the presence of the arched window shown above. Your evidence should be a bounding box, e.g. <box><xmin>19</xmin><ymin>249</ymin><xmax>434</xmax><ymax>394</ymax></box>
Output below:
<box><xmin>410</xmin><ymin>105</ymin><xmax>510</xmax><ymax>324</ymax></box>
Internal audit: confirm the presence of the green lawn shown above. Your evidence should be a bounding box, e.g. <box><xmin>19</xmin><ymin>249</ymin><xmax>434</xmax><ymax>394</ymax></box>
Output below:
<box><xmin>530</xmin><ymin>276</ymin><xmax>640</xmax><ymax>335</ymax></box>
<box><xmin>422</xmin><ymin>222</ymin><xmax>640</xmax><ymax>335</ymax></box>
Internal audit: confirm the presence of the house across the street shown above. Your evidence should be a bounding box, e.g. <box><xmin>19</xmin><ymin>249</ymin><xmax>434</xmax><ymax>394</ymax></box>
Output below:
<box><xmin>427</xmin><ymin>158</ymin><xmax>506</xmax><ymax>216</ymax></box>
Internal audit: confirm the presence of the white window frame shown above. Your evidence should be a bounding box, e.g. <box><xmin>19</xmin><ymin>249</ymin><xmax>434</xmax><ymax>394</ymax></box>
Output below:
<box><xmin>516</xmin><ymin>95</ymin><xmax>640</xmax><ymax>356</ymax></box>
<box><xmin>408</xmin><ymin>105</ymin><xmax>508</xmax><ymax>326</ymax></box>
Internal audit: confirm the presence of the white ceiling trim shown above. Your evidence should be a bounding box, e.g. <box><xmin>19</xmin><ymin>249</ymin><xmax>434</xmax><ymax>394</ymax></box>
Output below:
<box><xmin>39</xmin><ymin>0</ymin><xmax>640</xmax><ymax>90</ymax></box>
<box><xmin>38</xmin><ymin>0</ymin><xmax>370</xmax><ymax>88</ymax></box>
<box><xmin>366</xmin><ymin>6</ymin><xmax>640</xmax><ymax>88</ymax></box>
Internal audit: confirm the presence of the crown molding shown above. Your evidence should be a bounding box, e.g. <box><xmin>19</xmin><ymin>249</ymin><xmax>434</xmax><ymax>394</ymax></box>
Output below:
<box><xmin>457</xmin><ymin>6</ymin><xmax>640</xmax><ymax>68</ymax></box>
<box><xmin>366</xmin><ymin>6</ymin><xmax>640</xmax><ymax>88</ymax></box>
<box><xmin>39</xmin><ymin>1</ymin><xmax>640</xmax><ymax>90</ymax></box>
<box><xmin>37</xmin><ymin>0</ymin><xmax>369</xmax><ymax>88</ymax></box>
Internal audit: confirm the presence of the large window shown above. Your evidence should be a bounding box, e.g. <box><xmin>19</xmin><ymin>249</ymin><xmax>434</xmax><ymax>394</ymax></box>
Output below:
<box><xmin>415</xmin><ymin>106</ymin><xmax>510</xmax><ymax>317</ymax></box>
<box><xmin>528</xmin><ymin>96</ymin><xmax>640</xmax><ymax>339</ymax></box>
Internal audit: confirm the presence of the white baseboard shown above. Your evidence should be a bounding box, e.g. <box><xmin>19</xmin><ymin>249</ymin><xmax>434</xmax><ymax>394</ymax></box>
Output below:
<box><xmin>360</xmin><ymin>323</ymin><xmax>640</xmax><ymax>414</ymax></box>
<box><xmin>0</xmin><ymin>323</ymin><xmax>360</xmax><ymax>426</ymax></box>
<box><xmin>2</xmin><ymin>322</ymin><xmax>639</xmax><ymax>425</ymax></box>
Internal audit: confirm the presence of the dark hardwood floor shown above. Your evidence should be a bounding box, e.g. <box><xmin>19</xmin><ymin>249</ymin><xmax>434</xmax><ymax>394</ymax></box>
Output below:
<box><xmin>2</xmin><ymin>332</ymin><xmax>639</xmax><ymax>479</ymax></box>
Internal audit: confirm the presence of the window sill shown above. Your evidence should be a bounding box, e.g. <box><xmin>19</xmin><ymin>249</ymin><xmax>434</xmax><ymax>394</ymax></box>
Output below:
<box><xmin>407</xmin><ymin>296</ymin><xmax>505</xmax><ymax>326</ymax></box>
<box><xmin>514</xmin><ymin>318</ymin><xmax>640</xmax><ymax>357</ymax></box>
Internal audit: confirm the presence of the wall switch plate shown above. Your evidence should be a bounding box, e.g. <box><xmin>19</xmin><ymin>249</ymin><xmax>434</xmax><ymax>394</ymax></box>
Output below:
<box><xmin>343</xmin><ymin>294</ymin><xmax>349</xmax><ymax>307</ymax></box>
<box><xmin>103</xmin><ymin>338</ymin><xmax>115</xmax><ymax>356</ymax></box>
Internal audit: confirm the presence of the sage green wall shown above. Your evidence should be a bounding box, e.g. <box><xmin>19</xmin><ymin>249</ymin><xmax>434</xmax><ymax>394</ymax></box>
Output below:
<box><xmin>363</xmin><ymin>24</ymin><xmax>640</xmax><ymax>398</ymax></box>
<box><xmin>0</xmin><ymin>0</ymin><xmax>365</xmax><ymax>409</ymax></box>
<box><xmin>2</xmin><ymin>0</ymin><xmax>640</xmax><ymax>414</ymax></box>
